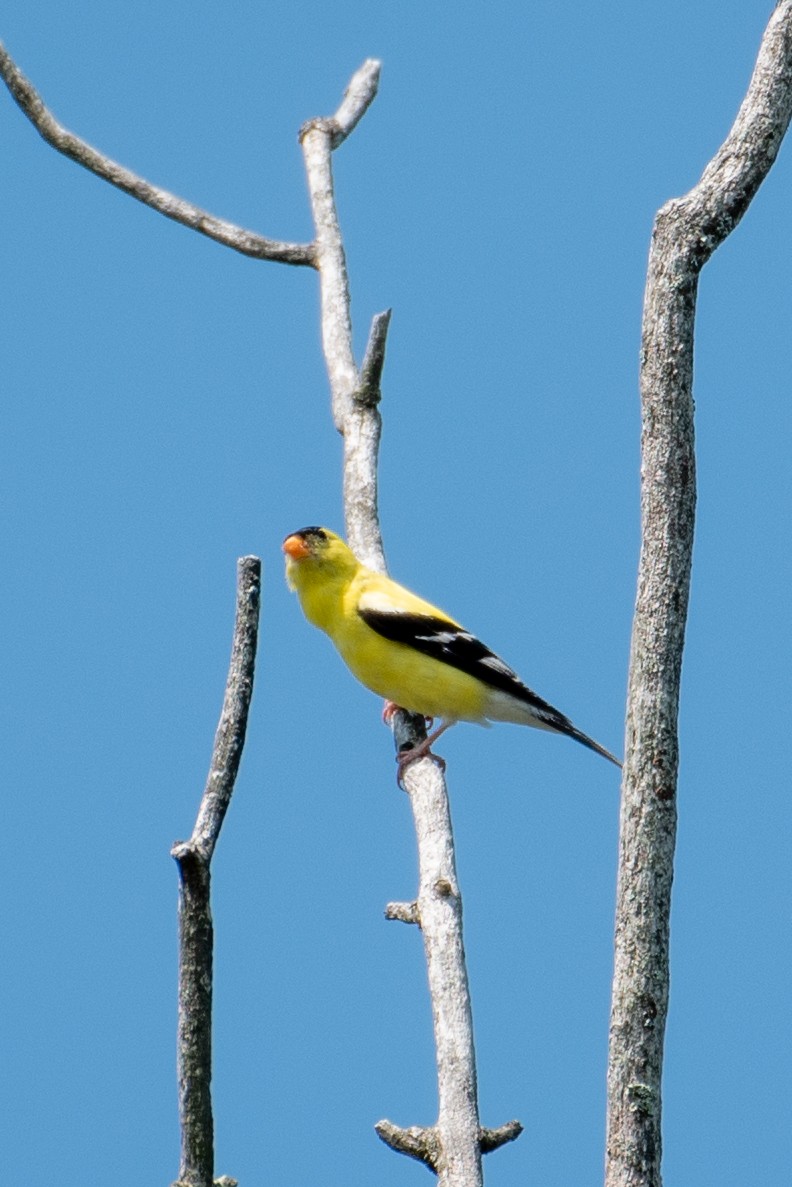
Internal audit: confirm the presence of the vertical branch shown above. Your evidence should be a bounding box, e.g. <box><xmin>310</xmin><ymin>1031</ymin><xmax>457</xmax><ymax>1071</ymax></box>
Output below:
<box><xmin>300</xmin><ymin>65</ymin><xmax>521</xmax><ymax>1186</ymax></box>
<box><xmin>606</xmin><ymin>7</ymin><xmax>792</xmax><ymax>1186</ymax></box>
<box><xmin>299</xmin><ymin>59</ymin><xmax>389</xmax><ymax>571</ymax></box>
<box><xmin>172</xmin><ymin>850</ymin><xmax>215</xmax><ymax>1187</ymax></box>
<box><xmin>345</xmin><ymin>308</ymin><xmax>391</xmax><ymax>570</ymax></box>
<box><xmin>376</xmin><ymin>763</ymin><xmax>482</xmax><ymax>1185</ymax></box>
<box><xmin>171</xmin><ymin>556</ymin><xmax>261</xmax><ymax>1187</ymax></box>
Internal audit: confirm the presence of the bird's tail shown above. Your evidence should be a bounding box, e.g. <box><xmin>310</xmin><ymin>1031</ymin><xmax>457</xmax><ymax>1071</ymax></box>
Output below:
<box><xmin>486</xmin><ymin>684</ymin><xmax>622</xmax><ymax>767</ymax></box>
<box><xmin>562</xmin><ymin>723</ymin><xmax>622</xmax><ymax>768</ymax></box>
<box><xmin>525</xmin><ymin>697</ymin><xmax>622</xmax><ymax>767</ymax></box>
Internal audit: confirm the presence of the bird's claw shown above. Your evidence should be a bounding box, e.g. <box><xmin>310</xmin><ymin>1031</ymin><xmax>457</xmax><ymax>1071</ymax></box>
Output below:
<box><xmin>395</xmin><ymin>742</ymin><xmax>446</xmax><ymax>788</ymax></box>
<box><xmin>383</xmin><ymin>703</ymin><xmax>449</xmax><ymax>786</ymax></box>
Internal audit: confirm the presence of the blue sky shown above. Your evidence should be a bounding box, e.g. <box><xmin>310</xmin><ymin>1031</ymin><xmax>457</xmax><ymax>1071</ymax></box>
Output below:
<box><xmin>2</xmin><ymin>3</ymin><xmax>790</xmax><ymax>1184</ymax></box>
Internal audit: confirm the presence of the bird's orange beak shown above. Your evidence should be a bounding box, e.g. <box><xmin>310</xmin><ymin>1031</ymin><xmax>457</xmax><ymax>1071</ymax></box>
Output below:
<box><xmin>282</xmin><ymin>534</ymin><xmax>311</xmax><ymax>560</ymax></box>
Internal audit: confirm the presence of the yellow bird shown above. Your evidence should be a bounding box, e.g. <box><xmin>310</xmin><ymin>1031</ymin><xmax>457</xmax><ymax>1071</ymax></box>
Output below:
<box><xmin>282</xmin><ymin>526</ymin><xmax>620</xmax><ymax>774</ymax></box>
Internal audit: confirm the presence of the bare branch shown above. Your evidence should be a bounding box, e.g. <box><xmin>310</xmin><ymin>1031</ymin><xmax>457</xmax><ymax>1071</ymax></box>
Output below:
<box><xmin>375</xmin><ymin>1121</ymin><xmax>438</xmax><ymax>1169</ymax></box>
<box><xmin>0</xmin><ymin>42</ymin><xmax>315</xmax><ymax>266</ymax></box>
<box><xmin>191</xmin><ymin>557</ymin><xmax>262</xmax><ymax>863</ymax></box>
<box><xmin>398</xmin><ymin>760</ymin><xmax>483</xmax><ymax>1187</ymax></box>
<box><xmin>606</xmin><ymin>7</ymin><xmax>792</xmax><ymax>1186</ymax></box>
<box><xmin>333</xmin><ymin>58</ymin><xmax>382</xmax><ymax>143</ymax></box>
<box><xmin>170</xmin><ymin>843</ymin><xmax>214</xmax><ymax>1187</ymax></box>
<box><xmin>384</xmin><ymin>900</ymin><xmax>419</xmax><ymax>925</ymax></box>
<box><xmin>298</xmin><ymin>64</ymin><xmax>386</xmax><ymax>570</ymax></box>
<box><xmin>299</xmin><ymin>122</ymin><xmax>359</xmax><ymax>422</ymax></box>
<box><xmin>171</xmin><ymin>557</ymin><xmax>261</xmax><ymax>1187</ymax></box>
<box><xmin>300</xmin><ymin>62</ymin><xmax>518</xmax><ymax>1186</ymax></box>
<box><xmin>479</xmin><ymin>1121</ymin><xmax>524</xmax><ymax>1154</ymax></box>
<box><xmin>358</xmin><ymin>308</ymin><xmax>392</xmax><ymax>406</ymax></box>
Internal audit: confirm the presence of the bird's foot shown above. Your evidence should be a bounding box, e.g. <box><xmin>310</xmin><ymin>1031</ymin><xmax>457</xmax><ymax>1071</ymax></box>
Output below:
<box><xmin>382</xmin><ymin>703</ymin><xmax>453</xmax><ymax>785</ymax></box>
<box><xmin>395</xmin><ymin>719</ymin><xmax>454</xmax><ymax>787</ymax></box>
<box><xmin>396</xmin><ymin>736</ymin><xmax>446</xmax><ymax>783</ymax></box>
<box><xmin>397</xmin><ymin>731</ymin><xmax>443</xmax><ymax>765</ymax></box>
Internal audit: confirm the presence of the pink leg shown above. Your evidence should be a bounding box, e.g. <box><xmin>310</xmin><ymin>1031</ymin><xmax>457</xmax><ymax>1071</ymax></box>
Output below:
<box><xmin>382</xmin><ymin>702</ymin><xmax>455</xmax><ymax>782</ymax></box>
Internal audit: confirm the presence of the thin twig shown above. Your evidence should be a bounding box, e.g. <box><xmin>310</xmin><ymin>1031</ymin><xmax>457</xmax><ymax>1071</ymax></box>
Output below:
<box><xmin>0</xmin><ymin>42</ymin><xmax>315</xmax><ymax>266</ymax></box>
<box><xmin>332</xmin><ymin>58</ymin><xmax>382</xmax><ymax>143</ymax></box>
<box><xmin>191</xmin><ymin>557</ymin><xmax>262</xmax><ymax>863</ymax></box>
<box><xmin>606</xmin><ymin>7</ymin><xmax>792</xmax><ymax>1186</ymax></box>
<box><xmin>171</xmin><ymin>557</ymin><xmax>261</xmax><ymax>1187</ymax></box>
<box><xmin>358</xmin><ymin>308</ymin><xmax>392</xmax><ymax>405</ymax></box>
<box><xmin>375</xmin><ymin>1120</ymin><xmax>439</xmax><ymax>1168</ymax></box>
<box><xmin>479</xmin><ymin>1121</ymin><xmax>524</xmax><ymax>1154</ymax></box>
<box><xmin>384</xmin><ymin>900</ymin><xmax>419</xmax><ymax>924</ymax></box>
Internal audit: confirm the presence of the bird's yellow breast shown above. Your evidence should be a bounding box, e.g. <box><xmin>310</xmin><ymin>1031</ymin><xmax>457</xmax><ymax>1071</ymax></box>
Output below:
<box><xmin>287</xmin><ymin>540</ymin><xmax>489</xmax><ymax>723</ymax></box>
<box><xmin>330</xmin><ymin>582</ymin><xmax>489</xmax><ymax>723</ymax></box>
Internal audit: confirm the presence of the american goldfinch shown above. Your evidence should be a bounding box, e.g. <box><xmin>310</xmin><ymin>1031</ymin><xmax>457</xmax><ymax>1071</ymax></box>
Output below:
<box><xmin>282</xmin><ymin>526</ymin><xmax>621</xmax><ymax>772</ymax></box>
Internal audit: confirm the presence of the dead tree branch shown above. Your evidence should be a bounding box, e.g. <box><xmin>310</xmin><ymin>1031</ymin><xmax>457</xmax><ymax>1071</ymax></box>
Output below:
<box><xmin>171</xmin><ymin>556</ymin><xmax>261</xmax><ymax>1187</ymax></box>
<box><xmin>606</xmin><ymin>6</ymin><xmax>792</xmax><ymax>1186</ymax></box>
<box><xmin>298</xmin><ymin>58</ymin><xmax>387</xmax><ymax>570</ymax></box>
<box><xmin>299</xmin><ymin>65</ymin><xmax>520</xmax><ymax>1187</ymax></box>
<box><xmin>0</xmin><ymin>41</ymin><xmax>314</xmax><ymax>265</ymax></box>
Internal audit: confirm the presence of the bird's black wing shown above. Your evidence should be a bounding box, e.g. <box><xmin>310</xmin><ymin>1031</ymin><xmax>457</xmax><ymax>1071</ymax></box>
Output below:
<box><xmin>357</xmin><ymin>607</ymin><xmax>555</xmax><ymax>712</ymax></box>
<box><xmin>358</xmin><ymin>606</ymin><xmax>622</xmax><ymax>767</ymax></box>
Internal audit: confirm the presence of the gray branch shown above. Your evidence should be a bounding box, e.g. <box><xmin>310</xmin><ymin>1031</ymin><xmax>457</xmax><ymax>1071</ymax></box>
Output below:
<box><xmin>375</xmin><ymin>1120</ymin><xmax>440</xmax><ymax>1169</ymax></box>
<box><xmin>479</xmin><ymin>1121</ymin><xmax>524</xmax><ymax>1154</ymax></box>
<box><xmin>0</xmin><ymin>42</ymin><xmax>314</xmax><ymax>266</ymax></box>
<box><xmin>333</xmin><ymin>59</ymin><xmax>382</xmax><ymax>143</ymax></box>
<box><xmin>298</xmin><ymin>59</ymin><xmax>388</xmax><ymax>571</ymax></box>
<box><xmin>358</xmin><ymin>308</ymin><xmax>393</xmax><ymax>406</ymax></box>
<box><xmin>378</xmin><ymin>759</ymin><xmax>514</xmax><ymax>1187</ymax></box>
<box><xmin>171</xmin><ymin>557</ymin><xmax>261</xmax><ymax>1187</ymax></box>
<box><xmin>300</xmin><ymin>63</ymin><xmax>517</xmax><ymax>1187</ymax></box>
<box><xmin>384</xmin><ymin>899</ymin><xmax>419</xmax><ymax>925</ymax></box>
<box><xmin>606</xmin><ymin>6</ymin><xmax>792</xmax><ymax>1186</ymax></box>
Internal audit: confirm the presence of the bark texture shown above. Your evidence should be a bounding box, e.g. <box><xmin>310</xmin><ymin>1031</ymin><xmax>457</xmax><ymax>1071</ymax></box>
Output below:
<box><xmin>171</xmin><ymin>557</ymin><xmax>261</xmax><ymax>1187</ymax></box>
<box><xmin>606</xmin><ymin>7</ymin><xmax>792</xmax><ymax>1185</ymax></box>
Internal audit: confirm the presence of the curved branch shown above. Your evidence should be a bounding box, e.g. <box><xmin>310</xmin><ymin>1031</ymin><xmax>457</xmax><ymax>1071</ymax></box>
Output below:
<box><xmin>190</xmin><ymin>556</ymin><xmax>263</xmax><ymax>863</ymax></box>
<box><xmin>606</xmin><ymin>7</ymin><xmax>792</xmax><ymax>1186</ymax></box>
<box><xmin>0</xmin><ymin>42</ymin><xmax>315</xmax><ymax>266</ymax></box>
